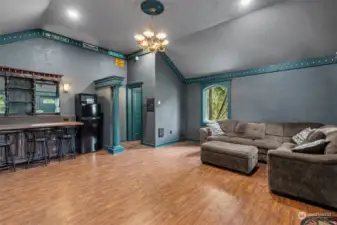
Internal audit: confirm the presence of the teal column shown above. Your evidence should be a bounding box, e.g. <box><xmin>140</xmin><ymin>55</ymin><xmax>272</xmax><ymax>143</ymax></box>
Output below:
<box><xmin>108</xmin><ymin>85</ymin><xmax>125</xmax><ymax>154</ymax></box>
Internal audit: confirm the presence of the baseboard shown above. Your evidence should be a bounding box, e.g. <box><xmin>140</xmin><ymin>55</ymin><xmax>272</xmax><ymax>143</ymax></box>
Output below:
<box><xmin>142</xmin><ymin>142</ymin><xmax>156</xmax><ymax>147</ymax></box>
<box><xmin>141</xmin><ymin>139</ymin><xmax>200</xmax><ymax>148</ymax></box>
<box><xmin>185</xmin><ymin>139</ymin><xmax>200</xmax><ymax>143</ymax></box>
<box><xmin>155</xmin><ymin>140</ymin><xmax>181</xmax><ymax>148</ymax></box>
<box><xmin>141</xmin><ymin>139</ymin><xmax>183</xmax><ymax>148</ymax></box>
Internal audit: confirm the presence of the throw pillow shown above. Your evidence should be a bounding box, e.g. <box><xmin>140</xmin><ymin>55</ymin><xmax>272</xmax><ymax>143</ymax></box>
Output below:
<box><xmin>207</xmin><ymin>123</ymin><xmax>225</xmax><ymax>136</ymax></box>
<box><xmin>217</xmin><ymin>120</ymin><xmax>237</xmax><ymax>133</ymax></box>
<box><xmin>292</xmin><ymin>128</ymin><xmax>312</xmax><ymax>145</ymax></box>
<box><xmin>306</xmin><ymin>129</ymin><xmax>326</xmax><ymax>142</ymax></box>
<box><xmin>234</xmin><ymin>122</ymin><xmax>246</xmax><ymax>133</ymax></box>
<box><xmin>292</xmin><ymin>139</ymin><xmax>329</xmax><ymax>154</ymax></box>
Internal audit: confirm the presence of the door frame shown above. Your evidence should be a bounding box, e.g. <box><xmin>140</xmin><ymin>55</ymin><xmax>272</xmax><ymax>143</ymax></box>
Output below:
<box><xmin>126</xmin><ymin>82</ymin><xmax>144</xmax><ymax>142</ymax></box>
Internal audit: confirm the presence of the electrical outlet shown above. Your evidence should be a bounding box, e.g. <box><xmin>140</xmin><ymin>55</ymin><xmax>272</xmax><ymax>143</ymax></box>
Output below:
<box><xmin>158</xmin><ymin>128</ymin><xmax>164</xmax><ymax>138</ymax></box>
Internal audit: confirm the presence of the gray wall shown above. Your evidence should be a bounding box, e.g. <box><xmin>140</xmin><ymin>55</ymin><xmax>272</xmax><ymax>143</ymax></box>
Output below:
<box><xmin>155</xmin><ymin>54</ymin><xmax>186</xmax><ymax>145</ymax></box>
<box><xmin>0</xmin><ymin>38</ymin><xmax>127</xmax><ymax>141</ymax></box>
<box><xmin>186</xmin><ymin>84</ymin><xmax>201</xmax><ymax>140</ymax></box>
<box><xmin>186</xmin><ymin>64</ymin><xmax>337</xmax><ymax>140</ymax></box>
<box><xmin>232</xmin><ymin>64</ymin><xmax>337</xmax><ymax>124</ymax></box>
<box><xmin>0</xmin><ymin>38</ymin><xmax>127</xmax><ymax>114</ymax></box>
<box><xmin>127</xmin><ymin>54</ymin><xmax>156</xmax><ymax>145</ymax></box>
<box><xmin>96</xmin><ymin>87</ymin><xmax>112</xmax><ymax>147</ymax></box>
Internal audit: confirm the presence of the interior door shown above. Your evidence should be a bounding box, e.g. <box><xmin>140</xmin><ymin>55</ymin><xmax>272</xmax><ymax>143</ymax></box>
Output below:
<box><xmin>132</xmin><ymin>88</ymin><xmax>142</xmax><ymax>140</ymax></box>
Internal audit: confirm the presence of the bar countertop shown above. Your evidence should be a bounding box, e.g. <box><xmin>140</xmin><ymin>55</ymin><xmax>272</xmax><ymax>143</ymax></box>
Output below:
<box><xmin>0</xmin><ymin>121</ymin><xmax>83</xmax><ymax>131</ymax></box>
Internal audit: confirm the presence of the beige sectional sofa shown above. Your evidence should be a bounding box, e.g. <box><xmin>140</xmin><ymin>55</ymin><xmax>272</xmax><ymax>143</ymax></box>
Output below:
<box><xmin>200</xmin><ymin>120</ymin><xmax>337</xmax><ymax>209</ymax></box>
<box><xmin>200</xmin><ymin>120</ymin><xmax>322</xmax><ymax>162</ymax></box>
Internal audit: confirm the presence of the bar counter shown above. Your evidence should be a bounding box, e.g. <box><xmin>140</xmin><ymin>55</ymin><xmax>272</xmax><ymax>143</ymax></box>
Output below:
<box><xmin>0</xmin><ymin>121</ymin><xmax>83</xmax><ymax>131</ymax></box>
<box><xmin>0</xmin><ymin>118</ymin><xmax>83</xmax><ymax>167</ymax></box>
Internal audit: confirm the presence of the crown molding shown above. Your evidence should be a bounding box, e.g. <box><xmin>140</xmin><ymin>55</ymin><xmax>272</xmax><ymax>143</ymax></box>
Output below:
<box><xmin>0</xmin><ymin>29</ymin><xmax>126</xmax><ymax>59</ymax></box>
<box><xmin>126</xmin><ymin>50</ymin><xmax>150</xmax><ymax>60</ymax></box>
<box><xmin>2</xmin><ymin>30</ymin><xmax>337</xmax><ymax>85</ymax></box>
<box><xmin>159</xmin><ymin>52</ymin><xmax>186</xmax><ymax>83</ymax></box>
<box><xmin>185</xmin><ymin>55</ymin><xmax>337</xmax><ymax>84</ymax></box>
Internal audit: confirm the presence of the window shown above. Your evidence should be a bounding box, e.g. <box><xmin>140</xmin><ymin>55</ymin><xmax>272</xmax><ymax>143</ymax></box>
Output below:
<box><xmin>0</xmin><ymin>93</ymin><xmax>5</xmax><ymax>114</ymax></box>
<box><xmin>201</xmin><ymin>81</ymin><xmax>231</xmax><ymax>125</ymax></box>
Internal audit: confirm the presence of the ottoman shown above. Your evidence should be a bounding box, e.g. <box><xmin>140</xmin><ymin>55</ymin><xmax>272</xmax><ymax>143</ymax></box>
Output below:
<box><xmin>201</xmin><ymin>141</ymin><xmax>258</xmax><ymax>174</ymax></box>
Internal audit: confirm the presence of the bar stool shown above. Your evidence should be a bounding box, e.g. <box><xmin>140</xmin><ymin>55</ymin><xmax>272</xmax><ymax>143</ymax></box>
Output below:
<box><xmin>55</xmin><ymin>126</ymin><xmax>78</xmax><ymax>162</ymax></box>
<box><xmin>0</xmin><ymin>130</ymin><xmax>19</xmax><ymax>172</ymax></box>
<box><xmin>25</xmin><ymin>128</ymin><xmax>51</xmax><ymax>168</ymax></box>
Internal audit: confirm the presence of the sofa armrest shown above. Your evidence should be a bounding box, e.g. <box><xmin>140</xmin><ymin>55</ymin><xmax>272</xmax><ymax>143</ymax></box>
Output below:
<box><xmin>268</xmin><ymin>150</ymin><xmax>337</xmax><ymax>164</ymax></box>
<box><xmin>200</xmin><ymin>127</ymin><xmax>211</xmax><ymax>145</ymax></box>
<box><xmin>268</xmin><ymin>150</ymin><xmax>337</xmax><ymax>208</ymax></box>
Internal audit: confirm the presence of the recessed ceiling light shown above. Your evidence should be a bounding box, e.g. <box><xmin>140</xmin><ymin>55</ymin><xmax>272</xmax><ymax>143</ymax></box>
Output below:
<box><xmin>67</xmin><ymin>9</ymin><xmax>80</xmax><ymax>20</ymax></box>
<box><xmin>241</xmin><ymin>0</ymin><xmax>251</xmax><ymax>7</ymax></box>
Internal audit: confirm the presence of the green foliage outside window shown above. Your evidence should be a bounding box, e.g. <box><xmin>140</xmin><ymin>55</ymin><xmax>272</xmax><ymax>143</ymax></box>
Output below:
<box><xmin>205</xmin><ymin>86</ymin><xmax>228</xmax><ymax>122</ymax></box>
<box><xmin>0</xmin><ymin>95</ymin><xmax>5</xmax><ymax>114</ymax></box>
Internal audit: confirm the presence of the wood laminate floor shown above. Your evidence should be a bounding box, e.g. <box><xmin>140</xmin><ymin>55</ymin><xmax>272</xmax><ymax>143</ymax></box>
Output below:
<box><xmin>0</xmin><ymin>141</ymin><xmax>335</xmax><ymax>225</ymax></box>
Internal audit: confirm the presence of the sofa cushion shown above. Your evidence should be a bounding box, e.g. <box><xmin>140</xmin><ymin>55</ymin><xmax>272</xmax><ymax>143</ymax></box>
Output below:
<box><xmin>264</xmin><ymin>135</ymin><xmax>284</xmax><ymax>143</ymax></box>
<box><xmin>325</xmin><ymin>131</ymin><xmax>337</xmax><ymax>154</ymax></box>
<box><xmin>283</xmin><ymin>123</ymin><xmax>322</xmax><ymax>137</ymax></box>
<box><xmin>282</xmin><ymin>137</ymin><xmax>292</xmax><ymax>143</ymax></box>
<box><xmin>244</xmin><ymin>123</ymin><xmax>266</xmax><ymax>140</ymax></box>
<box><xmin>226</xmin><ymin>132</ymin><xmax>246</xmax><ymax>138</ymax></box>
<box><xmin>276</xmin><ymin>142</ymin><xmax>296</xmax><ymax>152</ymax></box>
<box><xmin>266</xmin><ymin>123</ymin><xmax>283</xmax><ymax>136</ymax></box>
<box><xmin>254</xmin><ymin>139</ymin><xmax>282</xmax><ymax>149</ymax></box>
<box><xmin>208</xmin><ymin>135</ymin><xmax>281</xmax><ymax>150</ymax></box>
<box><xmin>207</xmin><ymin>135</ymin><xmax>255</xmax><ymax>146</ymax></box>
<box><xmin>292</xmin><ymin>139</ymin><xmax>328</xmax><ymax>154</ymax></box>
<box><xmin>234</xmin><ymin>121</ymin><xmax>246</xmax><ymax>133</ymax></box>
<box><xmin>218</xmin><ymin>120</ymin><xmax>237</xmax><ymax>133</ymax></box>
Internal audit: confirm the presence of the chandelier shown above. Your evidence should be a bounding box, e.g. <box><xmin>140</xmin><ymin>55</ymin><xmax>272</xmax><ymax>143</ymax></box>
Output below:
<box><xmin>134</xmin><ymin>0</ymin><xmax>169</xmax><ymax>54</ymax></box>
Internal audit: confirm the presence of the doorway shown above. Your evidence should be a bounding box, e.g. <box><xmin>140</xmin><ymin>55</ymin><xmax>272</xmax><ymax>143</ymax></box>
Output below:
<box><xmin>127</xmin><ymin>83</ymin><xmax>143</xmax><ymax>141</ymax></box>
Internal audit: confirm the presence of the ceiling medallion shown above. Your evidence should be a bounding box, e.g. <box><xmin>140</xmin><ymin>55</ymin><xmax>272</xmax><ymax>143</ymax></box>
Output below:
<box><xmin>134</xmin><ymin>0</ymin><xmax>168</xmax><ymax>54</ymax></box>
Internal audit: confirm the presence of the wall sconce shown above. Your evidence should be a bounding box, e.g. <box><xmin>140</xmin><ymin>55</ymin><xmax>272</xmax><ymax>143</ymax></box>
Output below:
<box><xmin>63</xmin><ymin>83</ymin><xmax>70</xmax><ymax>93</ymax></box>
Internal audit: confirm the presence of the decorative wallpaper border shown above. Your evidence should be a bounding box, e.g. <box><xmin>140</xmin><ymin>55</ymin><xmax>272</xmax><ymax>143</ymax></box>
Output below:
<box><xmin>126</xmin><ymin>50</ymin><xmax>150</xmax><ymax>60</ymax></box>
<box><xmin>2</xmin><ymin>29</ymin><xmax>337</xmax><ymax>84</ymax></box>
<box><xmin>127</xmin><ymin>49</ymin><xmax>337</xmax><ymax>85</ymax></box>
<box><xmin>185</xmin><ymin>55</ymin><xmax>337</xmax><ymax>84</ymax></box>
<box><xmin>0</xmin><ymin>29</ymin><xmax>126</xmax><ymax>59</ymax></box>
<box><xmin>160</xmin><ymin>52</ymin><xmax>185</xmax><ymax>83</ymax></box>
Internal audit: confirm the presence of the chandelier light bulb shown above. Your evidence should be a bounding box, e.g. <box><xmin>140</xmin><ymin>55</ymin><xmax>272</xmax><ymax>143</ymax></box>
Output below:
<box><xmin>162</xmin><ymin>40</ymin><xmax>169</xmax><ymax>46</ymax></box>
<box><xmin>143</xmin><ymin>30</ymin><xmax>154</xmax><ymax>38</ymax></box>
<box><xmin>156</xmin><ymin>33</ymin><xmax>167</xmax><ymax>40</ymax></box>
<box><xmin>141</xmin><ymin>41</ymin><xmax>148</xmax><ymax>47</ymax></box>
<box><xmin>135</xmin><ymin>34</ymin><xmax>145</xmax><ymax>41</ymax></box>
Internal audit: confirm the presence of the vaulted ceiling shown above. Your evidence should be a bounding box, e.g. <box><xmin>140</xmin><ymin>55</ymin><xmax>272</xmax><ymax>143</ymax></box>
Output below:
<box><xmin>1</xmin><ymin>0</ymin><xmax>336</xmax><ymax>78</ymax></box>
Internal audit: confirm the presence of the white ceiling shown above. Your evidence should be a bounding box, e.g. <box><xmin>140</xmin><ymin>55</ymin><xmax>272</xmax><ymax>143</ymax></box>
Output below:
<box><xmin>168</xmin><ymin>0</ymin><xmax>337</xmax><ymax>78</ymax></box>
<box><xmin>0</xmin><ymin>0</ymin><xmax>284</xmax><ymax>54</ymax></box>
<box><xmin>1</xmin><ymin>0</ymin><xmax>336</xmax><ymax>78</ymax></box>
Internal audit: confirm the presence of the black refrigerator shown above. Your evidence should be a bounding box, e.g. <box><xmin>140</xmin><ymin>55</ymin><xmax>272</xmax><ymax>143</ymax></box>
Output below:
<box><xmin>75</xmin><ymin>93</ymin><xmax>103</xmax><ymax>154</ymax></box>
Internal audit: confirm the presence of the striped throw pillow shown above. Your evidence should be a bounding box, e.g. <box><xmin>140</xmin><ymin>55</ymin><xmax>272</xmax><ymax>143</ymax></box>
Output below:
<box><xmin>292</xmin><ymin>128</ymin><xmax>312</xmax><ymax>145</ymax></box>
